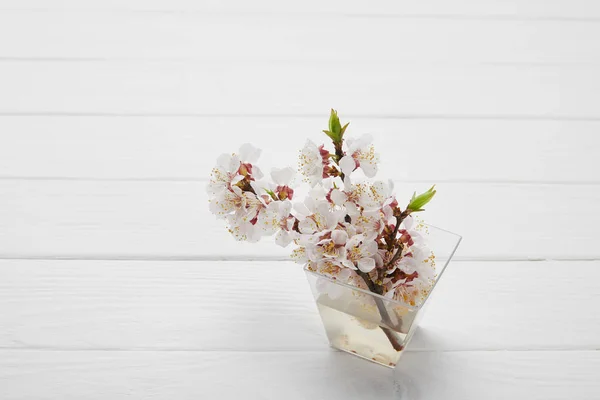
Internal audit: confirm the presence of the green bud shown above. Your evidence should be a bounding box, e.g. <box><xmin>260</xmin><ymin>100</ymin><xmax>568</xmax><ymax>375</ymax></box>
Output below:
<box><xmin>407</xmin><ymin>185</ymin><xmax>437</xmax><ymax>212</ymax></box>
<box><xmin>323</xmin><ymin>109</ymin><xmax>348</xmax><ymax>143</ymax></box>
<box><xmin>329</xmin><ymin>109</ymin><xmax>342</xmax><ymax>136</ymax></box>
<box><xmin>263</xmin><ymin>188</ymin><xmax>278</xmax><ymax>201</ymax></box>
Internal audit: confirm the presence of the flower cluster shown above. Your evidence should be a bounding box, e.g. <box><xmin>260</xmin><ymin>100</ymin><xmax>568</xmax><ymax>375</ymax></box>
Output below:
<box><xmin>208</xmin><ymin>110</ymin><xmax>437</xmax><ymax>307</ymax></box>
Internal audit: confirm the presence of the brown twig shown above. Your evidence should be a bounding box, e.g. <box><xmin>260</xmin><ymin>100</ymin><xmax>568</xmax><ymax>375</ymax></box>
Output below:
<box><xmin>388</xmin><ymin>209</ymin><xmax>409</xmax><ymax>249</ymax></box>
<box><xmin>326</xmin><ymin>132</ymin><xmax>404</xmax><ymax>350</ymax></box>
<box><xmin>387</xmin><ymin>243</ymin><xmax>405</xmax><ymax>271</ymax></box>
<box><xmin>356</xmin><ymin>270</ymin><xmax>404</xmax><ymax>352</ymax></box>
<box><xmin>384</xmin><ymin>209</ymin><xmax>412</xmax><ymax>270</ymax></box>
<box><xmin>332</xmin><ymin>141</ymin><xmax>346</xmax><ymax>181</ymax></box>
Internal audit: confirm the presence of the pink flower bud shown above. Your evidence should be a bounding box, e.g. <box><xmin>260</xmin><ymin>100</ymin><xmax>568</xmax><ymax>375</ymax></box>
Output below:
<box><xmin>276</xmin><ymin>185</ymin><xmax>294</xmax><ymax>200</ymax></box>
<box><xmin>318</xmin><ymin>145</ymin><xmax>330</xmax><ymax>163</ymax></box>
<box><xmin>399</xmin><ymin>229</ymin><xmax>414</xmax><ymax>247</ymax></box>
<box><xmin>238</xmin><ymin>162</ymin><xmax>253</xmax><ymax>177</ymax></box>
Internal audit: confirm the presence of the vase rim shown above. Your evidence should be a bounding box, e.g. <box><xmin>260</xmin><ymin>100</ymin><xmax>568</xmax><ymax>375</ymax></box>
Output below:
<box><xmin>303</xmin><ymin>224</ymin><xmax>462</xmax><ymax>310</ymax></box>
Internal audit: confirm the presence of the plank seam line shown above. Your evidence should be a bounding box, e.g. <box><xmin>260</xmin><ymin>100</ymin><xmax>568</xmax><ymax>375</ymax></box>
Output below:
<box><xmin>1</xmin><ymin>176</ymin><xmax>599</xmax><ymax>185</ymax></box>
<box><xmin>1</xmin><ymin>58</ymin><xmax>599</xmax><ymax>67</ymax></box>
<box><xmin>0</xmin><ymin>347</ymin><xmax>597</xmax><ymax>353</ymax></box>
<box><xmin>1</xmin><ymin>112</ymin><xmax>600</xmax><ymax>121</ymax></box>
<box><xmin>1</xmin><ymin>9</ymin><xmax>600</xmax><ymax>22</ymax></box>
<box><xmin>0</xmin><ymin>256</ymin><xmax>598</xmax><ymax>262</ymax></box>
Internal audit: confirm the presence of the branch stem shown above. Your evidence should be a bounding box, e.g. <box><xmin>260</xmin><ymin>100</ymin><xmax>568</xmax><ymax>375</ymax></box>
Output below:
<box><xmin>356</xmin><ymin>270</ymin><xmax>404</xmax><ymax>352</ymax></box>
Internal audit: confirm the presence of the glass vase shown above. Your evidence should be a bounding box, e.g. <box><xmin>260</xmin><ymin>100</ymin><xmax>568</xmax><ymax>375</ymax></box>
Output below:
<box><xmin>304</xmin><ymin>225</ymin><xmax>461</xmax><ymax>368</ymax></box>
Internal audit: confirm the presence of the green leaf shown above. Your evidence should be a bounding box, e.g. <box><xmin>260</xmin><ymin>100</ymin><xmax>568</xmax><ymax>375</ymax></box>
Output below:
<box><xmin>263</xmin><ymin>188</ymin><xmax>278</xmax><ymax>201</ymax></box>
<box><xmin>340</xmin><ymin>122</ymin><xmax>350</xmax><ymax>135</ymax></box>
<box><xmin>407</xmin><ymin>185</ymin><xmax>437</xmax><ymax>212</ymax></box>
<box><xmin>322</xmin><ymin>130</ymin><xmax>337</xmax><ymax>141</ymax></box>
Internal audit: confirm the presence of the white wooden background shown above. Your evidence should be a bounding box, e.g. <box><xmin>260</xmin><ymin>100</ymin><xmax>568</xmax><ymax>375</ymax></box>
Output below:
<box><xmin>1</xmin><ymin>1</ymin><xmax>600</xmax><ymax>399</ymax></box>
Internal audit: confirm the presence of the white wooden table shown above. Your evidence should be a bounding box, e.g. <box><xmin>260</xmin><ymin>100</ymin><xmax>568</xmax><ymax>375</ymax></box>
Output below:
<box><xmin>1</xmin><ymin>2</ymin><xmax>599</xmax><ymax>399</ymax></box>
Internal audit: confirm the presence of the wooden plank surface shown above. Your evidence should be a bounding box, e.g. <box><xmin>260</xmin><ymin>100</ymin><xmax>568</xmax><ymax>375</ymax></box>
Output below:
<box><xmin>0</xmin><ymin>260</ymin><xmax>598</xmax><ymax>351</ymax></box>
<box><xmin>1</xmin><ymin>180</ymin><xmax>598</xmax><ymax>260</ymax></box>
<box><xmin>1</xmin><ymin>0</ymin><xmax>599</xmax><ymax>20</ymax></box>
<box><xmin>1</xmin><ymin>62</ymin><xmax>598</xmax><ymax>117</ymax></box>
<box><xmin>1</xmin><ymin>1</ymin><xmax>598</xmax><ymax>398</ymax></box>
<box><xmin>1</xmin><ymin>11</ymin><xmax>599</xmax><ymax>64</ymax></box>
<box><xmin>1</xmin><ymin>117</ymin><xmax>599</xmax><ymax>183</ymax></box>
<box><xmin>0</xmin><ymin>350</ymin><xmax>598</xmax><ymax>400</ymax></box>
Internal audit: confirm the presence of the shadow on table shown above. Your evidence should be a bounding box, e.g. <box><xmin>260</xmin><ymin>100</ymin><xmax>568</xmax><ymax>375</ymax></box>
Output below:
<box><xmin>314</xmin><ymin>328</ymin><xmax>449</xmax><ymax>400</ymax></box>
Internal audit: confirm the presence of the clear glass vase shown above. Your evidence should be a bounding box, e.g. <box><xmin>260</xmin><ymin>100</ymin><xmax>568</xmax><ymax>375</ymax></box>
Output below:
<box><xmin>304</xmin><ymin>225</ymin><xmax>461</xmax><ymax>368</ymax></box>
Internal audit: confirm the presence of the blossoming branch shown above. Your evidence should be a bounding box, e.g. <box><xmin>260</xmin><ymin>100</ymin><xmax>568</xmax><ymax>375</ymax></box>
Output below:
<box><xmin>208</xmin><ymin>110</ymin><xmax>438</xmax><ymax>312</ymax></box>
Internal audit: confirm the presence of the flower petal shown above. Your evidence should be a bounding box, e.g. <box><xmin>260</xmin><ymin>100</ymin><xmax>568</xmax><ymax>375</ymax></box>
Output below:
<box><xmin>253</xmin><ymin>165</ymin><xmax>264</xmax><ymax>180</ymax></box>
<box><xmin>275</xmin><ymin>230</ymin><xmax>293</xmax><ymax>247</ymax></box>
<box><xmin>345</xmin><ymin>202</ymin><xmax>359</xmax><ymax>216</ymax></box>
<box><xmin>239</xmin><ymin>143</ymin><xmax>262</xmax><ymax>163</ymax></box>
<box><xmin>338</xmin><ymin>267</ymin><xmax>352</xmax><ymax>281</ymax></box>
<box><xmin>231</xmin><ymin>174</ymin><xmax>245</xmax><ymax>185</ymax></box>
<box><xmin>339</xmin><ymin>155</ymin><xmax>356</xmax><ymax>175</ymax></box>
<box><xmin>293</xmin><ymin>202</ymin><xmax>310</xmax><ymax>217</ymax></box>
<box><xmin>330</xmin><ymin>189</ymin><xmax>346</xmax><ymax>206</ymax></box>
<box><xmin>362</xmin><ymin>240</ymin><xmax>379</xmax><ymax>257</ymax></box>
<box><xmin>271</xmin><ymin>167</ymin><xmax>295</xmax><ymax>186</ymax></box>
<box><xmin>355</xmin><ymin>134</ymin><xmax>373</xmax><ymax>149</ymax></box>
<box><xmin>341</xmin><ymin>259</ymin><xmax>357</xmax><ymax>270</ymax></box>
<box><xmin>403</xmin><ymin>215</ymin><xmax>414</xmax><ymax>230</ymax></box>
<box><xmin>358</xmin><ymin>257</ymin><xmax>376</xmax><ymax>273</ymax></box>
<box><xmin>228</xmin><ymin>154</ymin><xmax>241</xmax><ymax>173</ymax></box>
<box><xmin>331</xmin><ymin>229</ymin><xmax>348</xmax><ymax>245</ymax></box>
<box><xmin>278</xmin><ymin>200</ymin><xmax>292</xmax><ymax>216</ymax></box>
<box><xmin>217</xmin><ymin>153</ymin><xmax>232</xmax><ymax>169</ymax></box>
<box><xmin>360</xmin><ymin>161</ymin><xmax>378</xmax><ymax>178</ymax></box>
<box><xmin>298</xmin><ymin>218</ymin><xmax>318</xmax><ymax>234</ymax></box>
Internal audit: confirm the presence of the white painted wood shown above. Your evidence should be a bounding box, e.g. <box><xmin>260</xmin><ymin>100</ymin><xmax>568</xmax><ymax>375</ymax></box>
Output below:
<box><xmin>1</xmin><ymin>62</ymin><xmax>598</xmax><ymax>117</ymax></box>
<box><xmin>1</xmin><ymin>12</ymin><xmax>598</xmax><ymax>64</ymax></box>
<box><xmin>0</xmin><ymin>1</ymin><xmax>598</xmax><ymax>398</ymax></box>
<box><xmin>1</xmin><ymin>117</ymin><xmax>599</xmax><ymax>183</ymax></box>
<box><xmin>1</xmin><ymin>0</ymin><xmax>599</xmax><ymax>20</ymax></box>
<box><xmin>1</xmin><ymin>180</ymin><xmax>598</xmax><ymax>259</ymax></box>
<box><xmin>0</xmin><ymin>349</ymin><xmax>598</xmax><ymax>400</ymax></box>
<box><xmin>0</xmin><ymin>260</ymin><xmax>598</xmax><ymax>351</ymax></box>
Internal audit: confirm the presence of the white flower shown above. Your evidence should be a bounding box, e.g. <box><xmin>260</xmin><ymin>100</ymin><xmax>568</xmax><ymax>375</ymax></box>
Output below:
<box><xmin>207</xmin><ymin>153</ymin><xmax>243</xmax><ymax>196</ymax></box>
<box><xmin>342</xmin><ymin>233</ymin><xmax>379</xmax><ymax>273</ymax></box>
<box><xmin>398</xmin><ymin>215</ymin><xmax>425</xmax><ymax>249</ymax></box>
<box><xmin>271</xmin><ymin>167</ymin><xmax>295</xmax><ymax>187</ymax></box>
<box><xmin>338</xmin><ymin>134</ymin><xmax>379</xmax><ymax>178</ymax></box>
<box><xmin>271</xmin><ymin>167</ymin><xmax>296</xmax><ymax>200</ymax></box>
<box><xmin>250</xmin><ymin>179</ymin><xmax>276</xmax><ymax>200</ymax></box>
<box><xmin>329</xmin><ymin>180</ymin><xmax>393</xmax><ymax>216</ymax></box>
<box><xmin>207</xmin><ymin>113</ymin><xmax>442</xmax><ymax>311</ymax></box>
<box><xmin>291</xmin><ymin>246</ymin><xmax>308</xmax><ymax>264</ymax></box>
<box><xmin>314</xmin><ymin>266</ymin><xmax>353</xmax><ymax>299</ymax></box>
<box><xmin>257</xmin><ymin>200</ymin><xmax>296</xmax><ymax>247</ymax></box>
<box><xmin>227</xmin><ymin>220</ymin><xmax>262</xmax><ymax>243</ymax></box>
<box><xmin>238</xmin><ymin>143</ymin><xmax>262</xmax><ymax>164</ymax></box>
<box><xmin>379</xmin><ymin>216</ymin><xmax>436</xmax><ymax>305</ymax></box>
<box><xmin>295</xmin><ymin>199</ymin><xmax>345</xmax><ymax>235</ymax></box>
<box><xmin>208</xmin><ymin>185</ymin><xmax>246</xmax><ymax>219</ymax></box>
<box><xmin>329</xmin><ymin>185</ymin><xmax>361</xmax><ymax>217</ymax></box>
<box><xmin>208</xmin><ymin>143</ymin><xmax>263</xmax><ymax>199</ymax></box>
<box><xmin>218</xmin><ymin>190</ymin><xmax>265</xmax><ymax>242</ymax></box>
<box><xmin>353</xmin><ymin>209</ymin><xmax>386</xmax><ymax>235</ymax></box>
<box><xmin>298</xmin><ymin>140</ymin><xmax>324</xmax><ymax>187</ymax></box>
<box><xmin>367</xmin><ymin>180</ymin><xmax>394</xmax><ymax>208</ymax></box>
<box><xmin>314</xmin><ymin>229</ymin><xmax>348</xmax><ymax>263</ymax></box>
